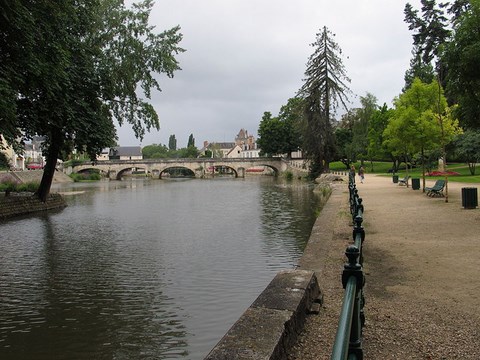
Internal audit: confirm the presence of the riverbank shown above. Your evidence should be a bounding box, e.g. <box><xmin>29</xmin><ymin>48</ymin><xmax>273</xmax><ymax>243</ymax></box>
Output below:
<box><xmin>0</xmin><ymin>193</ymin><xmax>67</xmax><ymax>220</ymax></box>
<box><xmin>288</xmin><ymin>175</ymin><xmax>480</xmax><ymax>359</ymax></box>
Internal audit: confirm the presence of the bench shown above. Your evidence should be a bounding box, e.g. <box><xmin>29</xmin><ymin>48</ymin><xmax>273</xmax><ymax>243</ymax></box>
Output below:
<box><xmin>425</xmin><ymin>179</ymin><xmax>445</xmax><ymax>197</ymax></box>
<box><xmin>398</xmin><ymin>175</ymin><xmax>410</xmax><ymax>186</ymax></box>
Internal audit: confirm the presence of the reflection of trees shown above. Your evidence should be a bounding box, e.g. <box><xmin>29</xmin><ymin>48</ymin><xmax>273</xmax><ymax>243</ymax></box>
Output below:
<box><xmin>259</xmin><ymin>180</ymin><xmax>319</xmax><ymax>262</ymax></box>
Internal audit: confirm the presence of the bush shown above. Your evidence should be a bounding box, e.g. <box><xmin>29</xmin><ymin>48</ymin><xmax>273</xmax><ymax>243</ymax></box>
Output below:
<box><xmin>17</xmin><ymin>182</ymin><xmax>40</xmax><ymax>192</ymax></box>
<box><xmin>69</xmin><ymin>172</ymin><xmax>101</xmax><ymax>182</ymax></box>
<box><xmin>283</xmin><ymin>171</ymin><xmax>294</xmax><ymax>181</ymax></box>
<box><xmin>0</xmin><ymin>181</ymin><xmax>39</xmax><ymax>193</ymax></box>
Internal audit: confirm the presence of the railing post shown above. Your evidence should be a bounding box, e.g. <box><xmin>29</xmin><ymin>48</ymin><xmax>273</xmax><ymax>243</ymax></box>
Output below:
<box><xmin>343</xmin><ymin>246</ymin><xmax>364</xmax><ymax>360</ymax></box>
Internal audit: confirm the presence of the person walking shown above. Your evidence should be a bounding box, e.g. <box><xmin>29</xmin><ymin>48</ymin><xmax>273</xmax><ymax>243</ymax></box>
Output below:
<box><xmin>358</xmin><ymin>166</ymin><xmax>365</xmax><ymax>183</ymax></box>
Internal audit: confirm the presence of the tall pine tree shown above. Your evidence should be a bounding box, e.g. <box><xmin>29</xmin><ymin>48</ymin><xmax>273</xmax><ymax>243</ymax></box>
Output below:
<box><xmin>298</xmin><ymin>26</ymin><xmax>351</xmax><ymax>177</ymax></box>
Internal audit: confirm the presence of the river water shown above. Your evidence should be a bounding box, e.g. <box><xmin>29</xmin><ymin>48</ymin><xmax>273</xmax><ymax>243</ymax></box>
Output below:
<box><xmin>0</xmin><ymin>177</ymin><xmax>319</xmax><ymax>359</ymax></box>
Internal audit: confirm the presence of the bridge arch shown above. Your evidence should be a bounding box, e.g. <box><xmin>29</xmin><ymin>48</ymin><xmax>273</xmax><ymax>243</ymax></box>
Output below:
<box><xmin>154</xmin><ymin>166</ymin><xmax>196</xmax><ymax>179</ymax></box>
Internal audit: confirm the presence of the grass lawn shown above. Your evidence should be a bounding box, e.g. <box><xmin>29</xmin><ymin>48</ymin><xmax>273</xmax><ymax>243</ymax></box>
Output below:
<box><xmin>329</xmin><ymin>161</ymin><xmax>480</xmax><ymax>184</ymax></box>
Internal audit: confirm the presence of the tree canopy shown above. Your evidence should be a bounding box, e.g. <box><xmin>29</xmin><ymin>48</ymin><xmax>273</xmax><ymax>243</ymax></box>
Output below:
<box><xmin>384</xmin><ymin>78</ymin><xmax>461</xmax><ymax>181</ymax></box>
<box><xmin>443</xmin><ymin>0</ymin><xmax>480</xmax><ymax>129</ymax></box>
<box><xmin>0</xmin><ymin>0</ymin><xmax>184</xmax><ymax>200</ymax></box>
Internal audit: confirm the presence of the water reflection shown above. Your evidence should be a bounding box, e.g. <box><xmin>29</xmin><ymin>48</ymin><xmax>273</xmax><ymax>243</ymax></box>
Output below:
<box><xmin>0</xmin><ymin>177</ymin><xmax>318</xmax><ymax>359</ymax></box>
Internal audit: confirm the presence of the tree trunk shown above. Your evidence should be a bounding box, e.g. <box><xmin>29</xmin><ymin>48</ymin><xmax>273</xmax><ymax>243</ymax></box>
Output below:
<box><xmin>35</xmin><ymin>130</ymin><xmax>62</xmax><ymax>202</ymax></box>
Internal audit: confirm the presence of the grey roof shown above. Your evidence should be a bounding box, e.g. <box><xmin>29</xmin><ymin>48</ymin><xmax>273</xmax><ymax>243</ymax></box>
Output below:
<box><xmin>110</xmin><ymin>146</ymin><xmax>142</xmax><ymax>156</ymax></box>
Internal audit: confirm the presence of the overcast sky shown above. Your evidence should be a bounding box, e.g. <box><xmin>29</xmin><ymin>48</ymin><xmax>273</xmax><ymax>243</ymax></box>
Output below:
<box><xmin>117</xmin><ymin>0</ymin><xmax>422</xmax><ymax>148</ymax></box>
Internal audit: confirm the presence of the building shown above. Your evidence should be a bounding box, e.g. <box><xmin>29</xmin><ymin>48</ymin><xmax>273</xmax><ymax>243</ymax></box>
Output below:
<box><xmin>96</xmin><ymin>148</ymin><xmax>110</xmax><ymax>161</ymax></box>
<box><xmin>109</xmin><ymin>146</ymin><xmax>143</xmax><ymax>160</ymax></box>
<box><xmin>200</xmin><ymin>129</ymin><xmax>261</xmax><ymax>159</ymax></box>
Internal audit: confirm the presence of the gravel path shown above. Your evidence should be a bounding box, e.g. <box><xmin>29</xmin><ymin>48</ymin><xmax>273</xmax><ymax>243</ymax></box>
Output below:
<box><xmin>288</xmin><ymin>174</ymin><xmax>480</xmax><ymax>359</ymax></box>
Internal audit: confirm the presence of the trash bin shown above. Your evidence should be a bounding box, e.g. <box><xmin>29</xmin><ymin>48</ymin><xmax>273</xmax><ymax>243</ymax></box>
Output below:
<box><xmin>411</xmin><ymin>178</ymin><xmax>420</xmax><ymax>190</ymax></box>
<box><xmin>461</xmin><ymin>187</ymin><xmax>478</xmax><ymax>209</ymax></box>
<box><xmin>392</xmin><ymin>175</ymin><xmax>399</xmax><ymax>183</ymax></box>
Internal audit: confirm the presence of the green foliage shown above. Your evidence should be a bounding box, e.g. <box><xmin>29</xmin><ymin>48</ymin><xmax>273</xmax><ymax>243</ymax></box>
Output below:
<box><xmin>283</xmin><ymin>171</ymin><xmax>294</xmax><ymax>181</ymax></box>
<box><xmin>0</xmin><ymin>152</ymin><xmax>10</xmax><ymax>169</ymax></box>
<box><xmin>0</xmin><ymin>0</ymin><xmax>184</xmax><ymax>201</ymax></box>
<box><xmin>187</xmin><ymin>134</ymin><xmax>195</xmax><ymax>148</ymax></box>
<box><xmin>142</xmin><ymin>144</ymin><xmax>169</xmax><ymax>158</ymax></box>
<box><xmin>168</xmin><ymin>135</ymin><xmax>177</xmax><ymax>151</ymax></box>
<box><xmin>404</xmin><ymin>0</ymin><xmax>451</xmax><ymax>66</ymax></box>
<box><xmin>69</xmin><ymin>172</ymin><xmax>101</xmax><ymax>182</ymax></box>
<box><xmin>142</xmin><ymin>143</ymin><xmax>198</xmax><ymax>159</ymax></box>
<box><xmin>384</xmin><ymin>79</ymin><xmax>461</xmax><ymax>171</ymax></box>
<box><xmin>454</xmin><ymin>130</ymin><xmax>480</xmax><ymax>174</ymax></box>
<box><xmin>336</xmin><ymin>93</ymin><xmax>378</xmax><ymax>166</ymax></box>
<box><xmin>443</xmin><ymin>0</ymin><xmax>480</xmax><ymax>129</ymax></box>
<box><xmin>404</xmin><ymin>46</ymin><xmax>435</xmax><ymax>90</ymax></box>
<box><xmin>177</xmin><ymin>145</ymin><xmax>199</xmax><ymax>158</ymax></box>
<box><xmin>0</xmin><ymin>181</ymin><xmax>17</xmax><ymax>193</ymax></box>
<box><xmin>298</xmin><ymin>26</ymin><xmax>351</xmax><ymax>176</ymax></box>
<box><xmin>0</xmin><ymin>181</ymin><xmax>39</xmax><ymax>193</ymax></box>
<box><xmin>17</xmin><ymin>182</ymin><xmax>40</xmax><ymax>192</ymax></box>
<box><xmin>257</xmin><ymin>112</ymin><xmax>289</xmax><ymax>156</ymax></box>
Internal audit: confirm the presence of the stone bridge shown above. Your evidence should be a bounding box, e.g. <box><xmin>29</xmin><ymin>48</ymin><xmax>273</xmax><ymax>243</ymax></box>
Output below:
<box><xmin>67</xmin><ymin>158</ymin><xmax>307</xmax><ymax>180</ymax></box>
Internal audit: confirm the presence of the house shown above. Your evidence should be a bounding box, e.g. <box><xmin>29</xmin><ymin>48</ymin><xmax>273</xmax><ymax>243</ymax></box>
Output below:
<box><xmin>226</xmin><ymin>145</ymin><xmax>243</xmax><ymax>158</ymax></box>
<box><xmin>200</xmin><ymin>142</ymin><xmax>237</xmax><ymax>158</ymax></box>
<box><xmin>1</xmin><ymin>135</ymin><xmax>24</xmax><ymax>170</ymax></box>
<box><xmin>235</xmin><ymin>128</ymin><xmax>256</xmax><ymax>150</ymax></box>
<box><xmin>96</xmin><ymin>148</ymin><xmax>110</xmax><ymax>161</ymax></box>
<box><xmin>1</xmin><ymin>135</ymin><xmax>46</xmax><ymax>170</ymax></box>
<box><xmin>109</xmin><ymin>146</ymin><xmax>143</xmax><ymax>160</ymax></box>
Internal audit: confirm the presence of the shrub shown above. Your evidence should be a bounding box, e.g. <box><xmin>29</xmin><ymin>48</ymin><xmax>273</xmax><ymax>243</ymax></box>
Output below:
<box><xmin>283</xmin><ymin>171</ymin><xmax>294</xmax><ymax>181</ymax></box>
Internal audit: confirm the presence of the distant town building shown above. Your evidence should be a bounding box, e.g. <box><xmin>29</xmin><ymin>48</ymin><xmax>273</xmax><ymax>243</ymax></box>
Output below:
<box><xmin>96</xmin><ymin>148</ymin><xmax>110</xmax><ymax>161</ymax></box>
<box><xmin>200</xmin><ymin>129</ymin><xmax>261</xmax><ymax>159</ymax></box>
<box><xmin>109</xmin><ymin>146</ymin><xmax>143</xmax><ymax>160</ymax></box>
<box><xmin>1</xmin><ymin>135</ymin><xmax>46</xmax><ymax>170</ymax></box>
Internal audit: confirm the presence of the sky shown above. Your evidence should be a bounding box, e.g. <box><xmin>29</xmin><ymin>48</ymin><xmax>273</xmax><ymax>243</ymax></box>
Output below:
<box><xmin>117</xmin><ymin>0</ymin><xmax>422</xmax><ymax>148</ymax></box>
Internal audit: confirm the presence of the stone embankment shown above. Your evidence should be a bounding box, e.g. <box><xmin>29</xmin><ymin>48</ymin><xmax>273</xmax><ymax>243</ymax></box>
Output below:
<box><xmin>0</xmin><ymin>193</ymin><xmax>67</xmax><ymax>220</ymax></box>
<box><xmin>0</xmin><ymin>170</ymin><xmax>71</xmax><ymax>220</ymax></box>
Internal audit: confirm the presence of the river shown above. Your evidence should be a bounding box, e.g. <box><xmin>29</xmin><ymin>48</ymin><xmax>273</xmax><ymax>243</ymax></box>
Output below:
<box><xmin>0</xmin><ymin>177</ymin><xmax>320</xmax><ymax>359</ymax></box>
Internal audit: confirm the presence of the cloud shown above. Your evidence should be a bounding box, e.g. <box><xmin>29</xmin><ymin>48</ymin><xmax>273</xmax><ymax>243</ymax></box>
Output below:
<box><xmin>117</xmin><ymin>0</ymin><xmax>421</xmax><ymax>147</ymax></box>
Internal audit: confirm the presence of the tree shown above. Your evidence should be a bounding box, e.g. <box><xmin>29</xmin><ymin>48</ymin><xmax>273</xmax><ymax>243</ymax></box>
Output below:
<box><xmin>168</xmin><ymin>134</ymin><xmax>177</xmax><ymax>151</ymax></box>
<box><xmin>351</xmin><ymin>93</ymin><xmax>378</xmax><ymax>166</ymax></box>
<box><xmin>257</xmin><ymin>98</ymin><xmax>303</xmax><ymax>158</ymax></box>
<box><xmin>0</xmin><ymin>0</ymin><xmax>184</xmax><ymax>201</ymax></box>
<box><xmin>443</xmin><ymin>0</ymin><xmax>480</xmax><ymax>129</ymax></box>
<box><xmin>187</xmin><ymin>133</ymin><xmax>195</xmax><ymax>148</ymax></box>
<box><xmin>142</xmin><ymin>144</ymin><xmax>169</xmax><ymax>158</ymax></box>
<box><xmin>404</xmin><ymin>0</ymin><xmax>451</xmax><ymax>84</ymax></box>
<box><xmin>178</xmin><ymin>146</ymin><xmax>198</xmax><ymax>158</ymax></box>
<box><xmin>454</xmin><ymin>130</ymin><xmax>480</xmax><ymax>175</ymax></box>
<box><xmin>276</xmin><ymin>97</ymin><xmax>304</xmax><ymax>157</ymax></box>
<box><xmin>367</xmin><ymin>104</ymin><xmax>398</xmax><ymax>171</ymax></box>
<box><xmin>334</xmin><ymin>109</ymin><xmax>358</xmax><ymax>169</ymax></box>
<box><xmin>298</xmin><ymin>26</ymin><xmax>351</xmax><ymax>177</ymax></box>
<box><xmin>384</xmin><ymin>78</ymin><xmax>461</xmax><ymax>188</ymax></box>
<box><xmin>404</xmin><ymin>46</ymin><xmax>435</xmax><ymax>90</ymax></box>
<box><xmin>257</xmin><ymin>112</ymin><xmax>286</xmax><ymax>156</ymax></box>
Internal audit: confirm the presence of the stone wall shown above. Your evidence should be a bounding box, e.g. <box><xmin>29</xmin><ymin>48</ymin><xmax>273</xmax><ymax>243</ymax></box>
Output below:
<box><xmin>204</xmin><ymin>269</ymin><xmax>321</xmax><ymax>360</ymax></box>
<box><xmin>0</xmin><ymin>193</ymin><xmax>67</xmax><ymax>220</ymax></box>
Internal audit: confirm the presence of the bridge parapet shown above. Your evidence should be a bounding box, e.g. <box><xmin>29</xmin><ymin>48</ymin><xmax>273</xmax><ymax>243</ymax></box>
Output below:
<box><xmin>69</xmin><ymin>157</ymin><xmax>305</xmax><ymax>179</ymax></box>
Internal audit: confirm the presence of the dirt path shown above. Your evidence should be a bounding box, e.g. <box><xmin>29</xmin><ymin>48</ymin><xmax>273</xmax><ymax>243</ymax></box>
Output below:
<box><xmin>289</xmin><ymin>175</ymin><xmax>480</xmax><ymax>359</ymax></box>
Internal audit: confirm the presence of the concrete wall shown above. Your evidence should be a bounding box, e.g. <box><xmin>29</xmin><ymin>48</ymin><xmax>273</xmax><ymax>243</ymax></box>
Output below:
<box><xmin>0</xmin><ymin>193</ymin><xmax>67</xmax><ymax>220</ymax></box>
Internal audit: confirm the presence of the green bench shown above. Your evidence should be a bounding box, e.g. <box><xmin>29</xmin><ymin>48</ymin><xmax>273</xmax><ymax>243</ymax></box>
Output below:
<box><xmin>398</xmin><ymin>175</ymin><xmax>410</xmax><ymax>186</ymax></box>
<box><xmin>425</xmin><ymin>179</ymin><xmax>446</xmax><ymax>197</ymax></box>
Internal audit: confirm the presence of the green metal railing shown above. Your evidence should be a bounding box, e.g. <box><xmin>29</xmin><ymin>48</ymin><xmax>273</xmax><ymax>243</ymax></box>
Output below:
<box><xmin>331</xmin><ymin>172</ymin><xmax>365</xmax><ymax>360</ymax></box>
